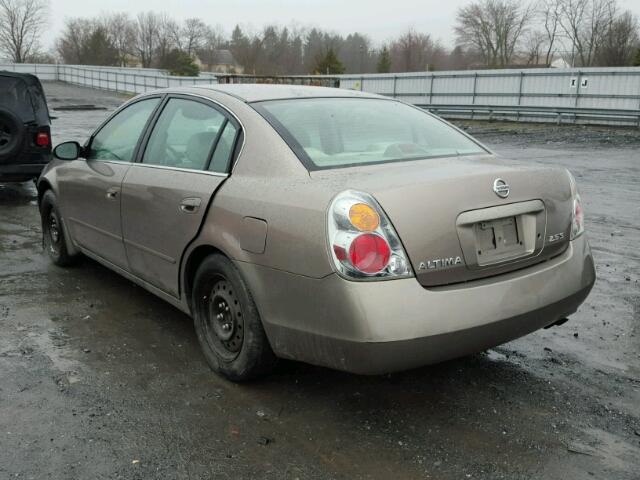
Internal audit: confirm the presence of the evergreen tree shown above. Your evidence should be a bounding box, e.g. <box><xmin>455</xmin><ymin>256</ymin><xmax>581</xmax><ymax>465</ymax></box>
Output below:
<box><xmin>314</xmin><ymin>48</ymin><xmax>345</xmax><ymax>74</ymax></box>
<box><xmin>161</xmin><ymin>49</ymin><xmax>200</xmax><ymax>76</ymax></box>
<box><xmin>377</xmin><ymin>46</ymin><xmax>391</xmax><ymax>73</ymax></box>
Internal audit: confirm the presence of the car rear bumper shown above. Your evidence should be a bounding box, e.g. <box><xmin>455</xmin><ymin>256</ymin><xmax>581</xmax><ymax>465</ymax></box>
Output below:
<box><xmin>236</xmin><ymin>234</ymin><xmax>596</xmax><ymax>374</ymax></box>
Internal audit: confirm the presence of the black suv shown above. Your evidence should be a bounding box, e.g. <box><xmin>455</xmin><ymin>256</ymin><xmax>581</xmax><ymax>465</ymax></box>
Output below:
<box><xmin>0</xmin><ymin>72</ymin><xmax>52</xmax><ymax>182</ymax></box>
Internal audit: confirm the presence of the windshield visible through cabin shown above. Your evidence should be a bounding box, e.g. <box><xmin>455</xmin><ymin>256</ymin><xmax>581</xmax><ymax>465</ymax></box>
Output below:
<box><xmin>254</xmin><ymin>97</ymin><xmax>487</xmax><ymax>170</ymax></box>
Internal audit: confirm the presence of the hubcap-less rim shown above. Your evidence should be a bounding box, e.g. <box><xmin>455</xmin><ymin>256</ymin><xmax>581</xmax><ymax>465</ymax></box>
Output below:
<box><xmin>47</xmin><ymin>210</ymin><xmax>60</xmax><ymax>255</ymax></box>
<box><xmin>204</xmin><ymin>279</ymin><xmax>244</xmax><ymax>358</ymax></box>
<box><xmin>49</xmin><ymin>212</ymin><xmax>60</xmax><ymax>245</ymax></box>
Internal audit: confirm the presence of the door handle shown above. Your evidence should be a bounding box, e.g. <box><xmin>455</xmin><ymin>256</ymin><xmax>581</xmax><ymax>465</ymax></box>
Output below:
<box><xmin>106</xmin><ymin>187</ymin><xmax>119</xmax><ymax>200</ymax></box>
<box><xmin>180</xmin><ymin>197</ymin><xmax>202</xmax><ymax>214</ymax></box>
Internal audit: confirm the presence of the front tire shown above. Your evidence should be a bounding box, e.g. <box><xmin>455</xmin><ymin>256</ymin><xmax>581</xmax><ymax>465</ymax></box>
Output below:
<box><xmin>192</xmin><ymin>254</ymin><xmax>277</xmax><ymax>381</ymax></box>
<box><xmin>40</xmin><ymin>190</ymin><xmax>77</xmax><ymax>267</ymax></box>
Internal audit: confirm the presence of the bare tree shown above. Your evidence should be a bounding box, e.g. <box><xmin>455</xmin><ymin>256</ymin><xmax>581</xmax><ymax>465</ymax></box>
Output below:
<box><xmin>390</xmin><ymin>28</ymin><xmax>444</xmax><ymax>71</ymax></box>
<box><xmin>56</xmin><ymin>18</ymin><xmax>91</xmax><ymax>64</ymax></box>
<box><xmin>196</xmin><ymin>25</ymin><xmax>225</xmax><ymax>70</ymax></box>
<box><xmin>0</xmin><ymin>0</ymin><xmax>48</xmax><ymax>63</ymax></box>
<box><xmin>182</xmin><ymin>18</ymin><xmax>207</xmax><ymax>56</ymax></box>
<box><xmin>105</xmin><ymin>13</ymin><xmax>136</xmax><ymax>67</ymax></box>
<box><xmin>134</xmin><ymin>11</ymin><xmax>160</xmax><ymax>68</ymax></box>
<box><xmin>56</xmin><ymin>18</ymin><xmax>119</xmax><ymax>66</ymax></box>
<box><xmin>557</xmin><ymin>0</ymin><xmax>616</xmax><ymax>66</ymax></box>
<box><xmin>455</xmin><ymin>0</ymin><xmax>534</xmax><ymax>66</ymax></box>
<box><xmin>156</xmin><ymin>14</ymin><xmax>179</xmax><ymax>67</ymax></box>
<box><xmin>538</xmin><ymin>0</ymin><xmax>562</xmax><ymax>65</ymax></box>
<box><xmin>523</xmin><ymin>30</ymin><xmax>546</xmax><ymax>64</ymax></box>
<box><xmin>596</xmin><ymin>10</ymin><xmax>639</xmax><ymax>65</ymax></box>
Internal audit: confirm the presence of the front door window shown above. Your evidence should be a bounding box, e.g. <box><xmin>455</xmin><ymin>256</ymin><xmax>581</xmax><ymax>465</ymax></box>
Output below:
<box><xmin>88</xmin><ymin>98</ymin><xmax>160</xmax><ymax>162</ymax></box>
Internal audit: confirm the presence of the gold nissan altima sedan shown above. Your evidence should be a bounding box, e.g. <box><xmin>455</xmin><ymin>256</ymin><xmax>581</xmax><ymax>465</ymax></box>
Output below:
<box><xmin>38</xmin><ymin>85</ymin><xmax>595</xmax><ymax>381</ymax></box>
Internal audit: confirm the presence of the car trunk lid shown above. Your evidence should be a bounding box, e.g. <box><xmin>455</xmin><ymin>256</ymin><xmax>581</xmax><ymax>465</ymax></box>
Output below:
<box><xmin>311</xmin><ymin>155</ymin><xmax>573</xmax><ymax>286</ymax></box>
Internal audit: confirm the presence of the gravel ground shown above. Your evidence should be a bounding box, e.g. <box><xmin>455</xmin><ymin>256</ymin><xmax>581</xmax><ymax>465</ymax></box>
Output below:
<box><xmin>0</xmin><ymin>83</ymin><xmax>638</xmax><ymax>479</ymax></box>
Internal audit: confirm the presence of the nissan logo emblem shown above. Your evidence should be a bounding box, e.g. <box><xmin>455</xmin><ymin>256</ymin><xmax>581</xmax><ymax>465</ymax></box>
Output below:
<box><xmin>493</xmin><ymin>178</ymin><xmax>510</xmax><ymax>198</ymax></box>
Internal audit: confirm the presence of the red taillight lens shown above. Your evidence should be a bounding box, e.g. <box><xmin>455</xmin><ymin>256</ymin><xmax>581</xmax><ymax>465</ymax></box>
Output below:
<box><xmin>36</xmin><ymin>132</ymin><xmax>50</xmax><ymax>147</ymax></box>
<box><xmin>348</xmin><ymin>233</ymin><xmax>391</xmax><ymax>274</ymax></box>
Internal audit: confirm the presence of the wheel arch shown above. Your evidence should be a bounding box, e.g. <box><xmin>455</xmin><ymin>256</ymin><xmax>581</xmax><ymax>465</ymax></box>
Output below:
<box><xmin>182</xmin><ymin>244</ymin><xmax>230</xmax><ymax>313</ymax></box>
<box><xmin>36</xmin><ymin>178</ymin><xmax>54</xmax><ymax>206</ymax></box>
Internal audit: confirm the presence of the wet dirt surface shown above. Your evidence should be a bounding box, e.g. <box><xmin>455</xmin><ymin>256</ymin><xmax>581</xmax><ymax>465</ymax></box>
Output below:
<box><xmin>0</xmin><ymin>84</ymin><xmax>639</xmax><ymax>479</ymax></box>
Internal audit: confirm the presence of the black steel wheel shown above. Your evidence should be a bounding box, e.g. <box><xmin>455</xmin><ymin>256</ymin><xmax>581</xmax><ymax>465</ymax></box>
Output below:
<box><xmin>204</xmin><ymin>278</ymin><xmax>245</xmax><ymax>359</ymax></box>
<box><xmin>192</xmin><ymin>254</ymin><xmax>276</xmax><ymax>381</ymax></box>
<box><xmin>40</xmin><ymin>190</ymin><xmax>77</xmax><ymax>267</ymax></box>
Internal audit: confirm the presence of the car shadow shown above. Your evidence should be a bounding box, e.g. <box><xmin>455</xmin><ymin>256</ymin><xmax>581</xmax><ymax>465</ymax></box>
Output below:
<box><xmin>61</xmin><ymin>254</ymin><xmax>553</xmax><ymax>407</ymax></box>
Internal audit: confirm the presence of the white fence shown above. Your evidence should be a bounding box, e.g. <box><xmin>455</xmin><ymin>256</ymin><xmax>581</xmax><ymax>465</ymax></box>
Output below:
<box><xmin>2</xmin><ymin>63</ymin><xmax>640</xmax><ymax>125</ymax></box>
<box><xmin>0</xmin><ymin>63</ymin><xmax>218</xmax><ymax>94</ymax></box>
<box><xmin>338</xmin><ymin>67</ymin><xmax>640</xmax><ymax>125</ymax></box>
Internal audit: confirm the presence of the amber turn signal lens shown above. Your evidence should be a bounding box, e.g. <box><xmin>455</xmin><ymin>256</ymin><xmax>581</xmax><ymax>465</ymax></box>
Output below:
<box><xmin>349</xmin><ymin>203</ymin><xmax>380</xmax><ymax>232</ymax></box>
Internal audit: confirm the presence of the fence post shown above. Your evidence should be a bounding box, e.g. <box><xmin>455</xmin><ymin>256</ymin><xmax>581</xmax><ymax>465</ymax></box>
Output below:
<box><xmin>392</xmin><ymin>75</ymin><xmax>397</xmax><ymax>99</ymax></box>
<box><xmin>517</xmin><ymin>71</ymin><xmax>524</xmax><ymax>121</ymax></box>
<box><xmin>472</xmin><ymin>72</ymin><xmax>477</xmax><ymax>105</ymax></box>
<box><xmin>429</xmin><ymin>74</ymin><xmax>434</xmax><ymax>105</ymax></box>
<box><xmin>574</xmin><ymin>70</ymin><xmax>582</xmax><ymax>123</ymax></box>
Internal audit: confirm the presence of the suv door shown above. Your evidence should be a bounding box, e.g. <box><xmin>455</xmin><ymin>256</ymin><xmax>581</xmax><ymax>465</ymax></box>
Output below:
<box><xmin>57</xmin><ymin>97</ymin><xmax>161</xmax><ymax>270</ymax></box>
<box><xmin>121</xmin><ymin>96</ymin><xmax>241</xmax><ymax>296</ymax></box>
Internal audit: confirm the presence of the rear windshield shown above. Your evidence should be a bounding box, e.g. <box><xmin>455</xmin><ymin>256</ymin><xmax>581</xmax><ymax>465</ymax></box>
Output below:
<box><xmin>254</xmin><ymin>97</ymin><xmax>487</xmax><ymax>170</ymax></box>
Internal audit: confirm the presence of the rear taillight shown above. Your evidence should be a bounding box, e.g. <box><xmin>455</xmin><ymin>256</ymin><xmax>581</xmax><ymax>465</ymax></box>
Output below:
<box><xmin>567</xmin><ymin>171</ymin><xmax>585</xmax><ymax>240</ymax></box>
<box><xmin>571</xmin><ymin>194</ymin><xmax>584</xmax><ymax>240</ymax></box>
<box><xmin>328</xmin><ymin>190</ymin><xmax>412</xmax><ymax>279</ymax></box>
<box><xmin>36</xmin><ymin>132</ymin><xmax>50</xmax><ymax>147</ymax></box>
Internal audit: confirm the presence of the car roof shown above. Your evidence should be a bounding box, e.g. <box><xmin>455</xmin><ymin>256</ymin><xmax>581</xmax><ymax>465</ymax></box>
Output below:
<box><xmin>188</xmin><ymin>83</ymin><xmax>382</xmax><ymax>103</ymax></box>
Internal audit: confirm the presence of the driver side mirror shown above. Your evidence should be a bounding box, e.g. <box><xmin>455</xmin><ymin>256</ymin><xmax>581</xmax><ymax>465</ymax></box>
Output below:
<box><xmin>53</xmin><ymin>141</ymin><xmax>83</xmax><ymax>161</ymax></box>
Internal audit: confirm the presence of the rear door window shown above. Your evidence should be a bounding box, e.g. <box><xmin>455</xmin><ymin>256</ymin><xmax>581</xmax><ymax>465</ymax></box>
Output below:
<box><xmin>142</xmin><ymin>98</ymin><xmax>227</xmax><ymax>171</ymax></box>
<box><xmin>209</xmin><ymin>122</ymin><xmax>238</xmax><ymax>173</ymax></box>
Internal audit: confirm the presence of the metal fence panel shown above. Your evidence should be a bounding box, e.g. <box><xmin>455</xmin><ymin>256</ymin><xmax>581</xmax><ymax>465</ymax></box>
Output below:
<box><xmin>2</xmin><ymin>63</ymin><xmax>639</xmax><ymax>126</ymax></box>
<box><xmin>1</xmin><ymin>64</ymin><xmax>219</xmax><ymax>95</ymax></box>
<box><xmin>337</xmin><ymin>67</ymin><xmax>640</xmax><ymax>126</ymax></box>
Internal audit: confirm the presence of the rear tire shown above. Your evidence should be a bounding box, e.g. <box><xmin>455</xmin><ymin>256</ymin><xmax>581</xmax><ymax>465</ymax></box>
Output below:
<box><xmin>40</xmin><ymin>190</ymin><xmax>77</xmax><ymax>267</ymax></box>
<box><xmin>192</xmin><ymin>254</ymin><xmax>277</xmax><ymax>382</ymax></box>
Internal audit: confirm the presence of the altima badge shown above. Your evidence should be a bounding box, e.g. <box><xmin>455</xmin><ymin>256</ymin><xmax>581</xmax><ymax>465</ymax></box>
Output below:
<box><xmin>493</xmin><ymin>178</ymin><xmax>510</xmax><ymax>198</ymax></box>
<box><xmin>419</xmin><ymin>257</ymin><xmax>463</xmax><ymax>270</ymax></box>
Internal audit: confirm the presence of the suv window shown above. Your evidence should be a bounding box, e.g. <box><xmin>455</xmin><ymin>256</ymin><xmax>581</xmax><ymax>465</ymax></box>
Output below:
<box><xmin>0</xmin><ymin>76</ymin><xmax>36</xmax><ymax>120</ymax></box>
<box><xmin>142</xmin><ymin>98</ymin><xmax>227</xmax><ymax>171</ymax></box>
<box><xmin>88</xmin><ymin>98</ymin><xmax>160</xmax><ymax>162</ymax></box>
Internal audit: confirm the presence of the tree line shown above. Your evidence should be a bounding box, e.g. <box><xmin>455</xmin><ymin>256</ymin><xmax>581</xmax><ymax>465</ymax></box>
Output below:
<box><xmin>1</xmin><ymin>0</ymin><xmax>639</xmax><ymax>74</ymax></box>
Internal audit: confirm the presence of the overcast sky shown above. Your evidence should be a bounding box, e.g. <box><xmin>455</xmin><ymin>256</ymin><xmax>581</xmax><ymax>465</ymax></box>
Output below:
<box><xmin>43</xmin><ymin>0</ymin><xmax>640</xmax><ymax>51</ymax></box>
